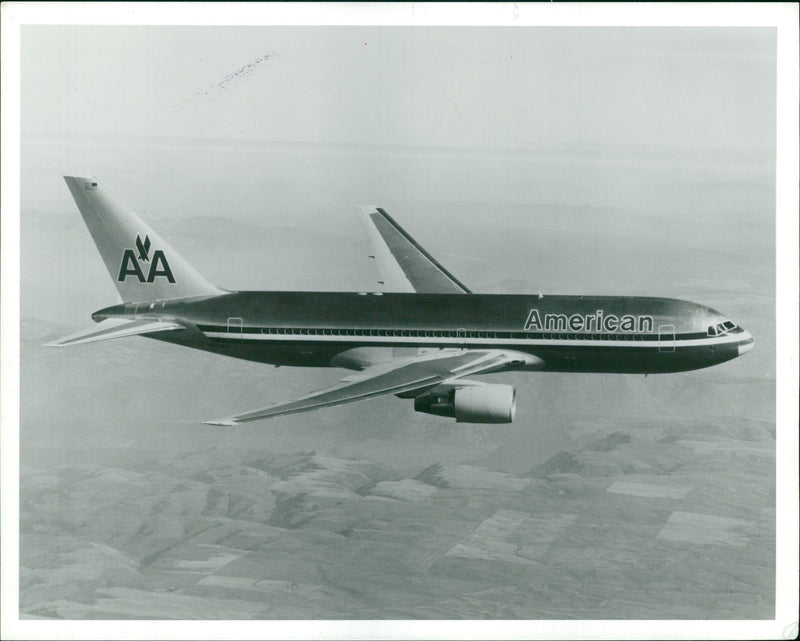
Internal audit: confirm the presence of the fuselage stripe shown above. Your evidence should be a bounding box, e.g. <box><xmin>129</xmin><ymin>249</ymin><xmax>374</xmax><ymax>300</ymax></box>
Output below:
<box><xmin>195</xmin><ymin>324</ymin><xmax>730</xmax><ymax>343</ymax></box>
<box><xmin>200</xmin><ymin>330</ymin><xmax>742</xmax><ymax>349</ymax></box>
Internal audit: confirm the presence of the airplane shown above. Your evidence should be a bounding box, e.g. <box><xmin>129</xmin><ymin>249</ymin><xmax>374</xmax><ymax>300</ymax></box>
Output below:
<box><xmin>47</xmin><ymin>176</ymin><xmax>754</xmax><ymax>426</ymax></box>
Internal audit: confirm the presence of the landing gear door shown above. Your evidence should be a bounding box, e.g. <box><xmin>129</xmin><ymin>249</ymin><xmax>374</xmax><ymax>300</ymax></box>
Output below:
<box><xmin>227</xmin><ymin>317</ymin><xmax>243</xmax><ymax>343</ymax></box>
<box><xmin>658</xmin><ymin>324</ymin><xmax>675</xmax><ymax>353</ymax></box>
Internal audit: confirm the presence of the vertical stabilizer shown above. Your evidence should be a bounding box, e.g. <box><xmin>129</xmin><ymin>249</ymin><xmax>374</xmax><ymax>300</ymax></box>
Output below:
<box><xmin>63</xmin><ymin>176</ymin><xmax>225</xmax><ymax>303</ymax></box>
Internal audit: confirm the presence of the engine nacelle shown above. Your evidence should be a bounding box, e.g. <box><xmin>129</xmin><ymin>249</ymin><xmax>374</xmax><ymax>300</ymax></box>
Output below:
<box><xmin>414</xmin><ymin>384</ymin><xmax>516</xmax><ymax>424</ymax></box>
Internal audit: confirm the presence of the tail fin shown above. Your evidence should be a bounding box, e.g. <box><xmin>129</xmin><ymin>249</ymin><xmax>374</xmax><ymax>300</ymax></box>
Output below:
<box><xmin>64</xmin><ymin>176</ymin><xmax>224</xmax><ymax>303</ymax></box>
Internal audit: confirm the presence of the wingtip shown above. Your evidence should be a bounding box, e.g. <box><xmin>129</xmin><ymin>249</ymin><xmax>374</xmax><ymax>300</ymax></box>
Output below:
<box><xmin>203</xmin><ymin>418</ymin><xmax>239</xmax><ymax>427</ymax></box>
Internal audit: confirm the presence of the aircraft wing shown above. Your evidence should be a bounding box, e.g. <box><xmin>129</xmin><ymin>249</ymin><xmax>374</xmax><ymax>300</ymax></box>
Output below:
<box><xmin>44</xmin><ymin>317</ymin><xmax>184</xmax><ymax>347</ymax></box>
<box><xmin>357</xmin><ymin>206</ymin><xmax>471</xmax><ymax>294</ymax></box>
<box><xmin>204</xmin><ymin>349</ymin><xmax>537</xmax><ymax>425</ymax></box>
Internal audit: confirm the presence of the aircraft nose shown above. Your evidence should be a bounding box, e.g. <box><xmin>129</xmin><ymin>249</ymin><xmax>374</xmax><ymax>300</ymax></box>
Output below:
<box><xmin>737</xmin><ymin>330</ymin><xmax>754</xmax><ymax>356</ymax></box>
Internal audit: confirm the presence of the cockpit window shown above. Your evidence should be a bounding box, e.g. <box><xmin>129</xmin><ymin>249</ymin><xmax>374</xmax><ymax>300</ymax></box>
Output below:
<box><xmin>709</xmin><ymin>320</ymin><xmax>738</xmax><ymax>337</ymax></box>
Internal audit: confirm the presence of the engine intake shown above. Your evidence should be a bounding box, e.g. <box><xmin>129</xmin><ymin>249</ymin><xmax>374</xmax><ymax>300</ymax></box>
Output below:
<box><xmin>414</xmin><ymin>384</ymin><xmax>516</xmax><ymax>423</ymax></box>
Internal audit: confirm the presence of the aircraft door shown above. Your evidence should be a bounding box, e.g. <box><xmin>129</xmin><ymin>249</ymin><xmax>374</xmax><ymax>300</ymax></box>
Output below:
<box><xmin>227</xmin><ymin>317</ymin><xmax>243</xmax><ymax>343</ymax></box>
<box><xmin>457</xmin><ymin>328</ymin><xmax>467</xmax><ymax>347</ymax></box>
<box><xmin>658</xmin><ymin>324</ymin><xmax>675</xmax><ymax>353</ymax></box>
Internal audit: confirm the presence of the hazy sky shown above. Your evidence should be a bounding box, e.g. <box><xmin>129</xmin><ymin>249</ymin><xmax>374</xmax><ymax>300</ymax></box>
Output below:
<box><xmin>18</xmin><ymin>25</ymin><xmax>778</xmax><ymax>336</ymax></box>
<box><xmin>22</xmin><ymin>26</ymin><xmax>775</xmax><ymax>151</ymax></box>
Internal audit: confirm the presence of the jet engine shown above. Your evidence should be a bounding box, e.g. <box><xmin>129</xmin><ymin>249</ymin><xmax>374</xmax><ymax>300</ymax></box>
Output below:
<box><xmin>414</xmin><ymin>384</ymin><xmax>516</xmax><ymax>423</ymax></box>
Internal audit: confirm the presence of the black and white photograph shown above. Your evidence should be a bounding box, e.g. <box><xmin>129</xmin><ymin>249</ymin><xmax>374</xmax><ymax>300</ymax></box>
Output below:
<box><xmin>1</xmin><ymin>3</ymin><xmax>797</xmax><ymax>639</ymax></box>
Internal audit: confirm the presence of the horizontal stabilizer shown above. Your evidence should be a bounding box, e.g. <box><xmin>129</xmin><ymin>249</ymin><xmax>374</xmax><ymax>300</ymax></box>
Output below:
<box><xmin>44</xmin><ymin>317</ymin><xmax>184</xmax><ymax>347</ymax></box>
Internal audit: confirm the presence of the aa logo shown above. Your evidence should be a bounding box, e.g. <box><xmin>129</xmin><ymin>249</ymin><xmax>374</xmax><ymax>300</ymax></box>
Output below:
<box><xmin>117</xmin><ymin>234</ymin><xmax>175</xmax><ymax>283</ymax></box>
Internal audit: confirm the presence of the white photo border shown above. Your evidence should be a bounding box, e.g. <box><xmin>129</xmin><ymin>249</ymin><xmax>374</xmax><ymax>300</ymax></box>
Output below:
<box><xmin>2</xmin><ymin>3</ymin><xmax>797</xmax><ymax>640</ymax></box>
